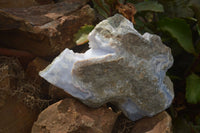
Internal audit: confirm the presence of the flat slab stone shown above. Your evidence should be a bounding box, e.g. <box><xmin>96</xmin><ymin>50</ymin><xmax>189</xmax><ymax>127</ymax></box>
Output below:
<box><xmin>0</xmin><ymin>0</ymin><xmax>95</xmax><ymax>57</ymax></box>
<box><xmin>0</xmin><ymin>0</ymin><xmax>53</xmax><ymax>8</ymax></box>
<box><xmin>40</xmin><ymin>14</ymin><xmax>174</xmax><ymax>121</ymax></box>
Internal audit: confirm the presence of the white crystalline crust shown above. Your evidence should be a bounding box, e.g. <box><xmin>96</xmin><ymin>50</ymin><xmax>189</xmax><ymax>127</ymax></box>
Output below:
<box><xmin>39</xmin><ymin>48</ymin><xmax>114</xmax><ymax>99</ymax></box>
<box><xmin>39</xmin><ymin>14</ymin><xmax>174</xmax><ymax>121</ymax></box>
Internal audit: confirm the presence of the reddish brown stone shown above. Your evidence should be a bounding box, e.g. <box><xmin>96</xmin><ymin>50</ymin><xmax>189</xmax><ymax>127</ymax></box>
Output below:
<box><xmin>131</xmin><ymin>111</ymin><xmax>172</xmax><ymax>133</ymax></box>
<box><xmin>0</xmin><ymin>96</ymin><xmax>39</xmax><ymax>133</ymax></box>
<box><xmin>48</xmin><ymin>85</ymin><xmax>72</xmax><ymax>100</ymax></box>
<box><xmin>0</xmin><ymin>57</ymin><xmax>39</xmax><ymax>133</ymax></box>
<box><xmin>25</xmin><ymin>57</ymin><xmax>51</xmax><ymax>99</ymax></box>
<box><xmin>0</xmin><ymin>0</ymin><xmax>53</xmax><ymax>8</ymax></box>
<box><xmin>0</xmin><ymin>0</ymin><xmax>95</xmax><ymax>57</ymax></box>
<box><xmin>35</xmin><ymin>0</ymin><xmax>54</xmax><ymax>5</ymax></box>
<box><xmin>26</xmin><ymin>57</ymin><xmax>49</xmax><ymax>84</ymax></box>
<box><xmin>32</xmin><ymin>98</ymin><xmax>119</xmax><ymax>133</ymax></box>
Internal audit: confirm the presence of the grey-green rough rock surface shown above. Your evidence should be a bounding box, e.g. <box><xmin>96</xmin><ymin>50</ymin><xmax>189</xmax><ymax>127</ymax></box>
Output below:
<box><xmin>39</xmin><ymin>14</ymin><xmax>174</xmax><ymax>121</ymax></box>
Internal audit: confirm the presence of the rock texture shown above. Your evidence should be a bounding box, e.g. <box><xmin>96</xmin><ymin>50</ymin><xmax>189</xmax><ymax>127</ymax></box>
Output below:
<box><xmin>0</xmin><ymin>0</ymin><xmax>95</xmax><ymax>57</ymax></box>
<box><xmin>40</xmin><ymin>14</ymin><xmax>174</xmax><ymax>121</ymax></box>
<box><xmin>0</xmin><ymin>57</ymin><xmax>23</xmax><ymax>108</ymax></box>
<box><xmin>26</xmin><ymin>57</ymin><xmax>50</xmax><ymax>98</ymax></box>
<box><xmin>0</xmin><ymin>0</ymin><xmax>53</xmax><ymax>8</ymax></box>
<box><xmin>0</xmin><ymin>57</ymin><xmax>39</xmax><ymax>133</ymax></box>
<box><xmin>0</xmin><ymin>48</ymin><xmax>36</xmax><ymax>69</ymax></box>
<box><xmin>0</xmin><ymin>96</ymin><xmax>39</xmax><ymax>133</ymax></box>
<box><xmin>131</xmin><ymin>111</ymin><xmax>172</xmax><ymax>133</ymax></box>
<box><xmin>48</xmin><ymin>85</ymin><xmax>71</xmax><ymax>100</ymax></box>
<box><xmin>32</xmin><ymin>98</ymin><xmax>118</xmax><ymax>133</ymax></box>
<box><xmin>26</xmin><ymin>57</ymin><xmax>49</xmax><ymax>85</ymax></box>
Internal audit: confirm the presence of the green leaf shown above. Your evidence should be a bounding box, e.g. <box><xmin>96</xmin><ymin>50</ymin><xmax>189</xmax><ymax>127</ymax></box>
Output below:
<box><xmin>76</xmin><ymin>34</ymin><xmax>89</xmax><ymax>45</ymax></box>
<box><xmin>74</xmin><ymin>25</ymin><xmax>94</xmax><ymax>45</ymax></box>
<box><xmin>158</xmin><ymin>0</ymin><xmax>194</xmax><ymax>18</ymax></box>
<box><xmin>158</xmin><ymin>18</ymin><xmax>196</xmax><ymax>54</ymax></box>
<box><xmin>186</xmin><ymin>73</ymin><xmax>200</xmax><ymax>104</ymax></box>
<box><xmin>197</xmin><ymin>24</ymin><xmax>200</xmax><ymax>36</ymax></box>
<box><xmin>92</xmin><ymin>0</ymin><xmax>110</xmax><ymax>18</ymax></box>
<box><xmin>118</xmin><ymin>0</ymin><xmax>125</xmax><ymax>3</ymax></box>
<box><xmin>196</xmin><ymin>25</ymin><xmax>200</xmax><ymax>54</ymax></box>
<box><xmin>134</xmin><ymin>1</ymin><xmax>164</xmax><ymax>12</ymax></box>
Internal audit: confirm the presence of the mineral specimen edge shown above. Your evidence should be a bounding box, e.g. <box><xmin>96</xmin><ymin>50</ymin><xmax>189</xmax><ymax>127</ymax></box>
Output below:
<box><xmin>39</xmin><ymin>14</ymin><xmax>174</xmax><ymax>121</ymax></box>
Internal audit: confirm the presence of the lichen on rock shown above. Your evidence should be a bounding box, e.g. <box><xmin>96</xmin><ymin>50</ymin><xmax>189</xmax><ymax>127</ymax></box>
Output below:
<box><xmin>39</xmin><ymin>14</ymin><xmax>174</xmax><ymax>121</ymax></box>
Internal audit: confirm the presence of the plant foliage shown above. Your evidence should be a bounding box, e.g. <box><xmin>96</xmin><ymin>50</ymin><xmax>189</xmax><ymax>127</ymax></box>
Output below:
<box><xmin>158</xmin><ymin>18</ymin><xmax>196</xmax><ymax>54</ymax></box>
<box><xmin>74</xmin><ymin>25</ymin><xmax>94</xmax><ymax>46</ymax></box>
<box><xmin>134</xmin><ymin>1</ymin><xmax>164</xmax><ymax>12</ymax></box>
<box><xmin>186</xmin><ymin>73</ymin><xmax>200</xmax><ymax>104</ymax></box>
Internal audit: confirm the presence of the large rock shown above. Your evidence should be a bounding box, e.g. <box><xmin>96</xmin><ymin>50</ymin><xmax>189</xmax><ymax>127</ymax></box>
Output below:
<box><xmin>32</xmin><ymin>98</ymin><xmax>118</xmax><ymax>133</ymax></box>
<box><xmin>131</xmin><ymin>111</ymin><xmax>172</xmax><ymax>133</ymax></box>
<box><xmin>39</xmin><ymin>14</ymin><xmax>174</xmax><ymax>121</ymax></box>
<box><xmin>0</xmin><ymin>0</ymin><xmax>95</xmax><ymax>57</ymax></box>
<box><xmin>0</xmin><ymin>0</ymin><xmax>53</xmax><ymax>8</ymax></box>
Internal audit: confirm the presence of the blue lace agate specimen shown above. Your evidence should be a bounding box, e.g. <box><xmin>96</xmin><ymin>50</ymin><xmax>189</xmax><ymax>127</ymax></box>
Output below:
<box><xmin>39</xmin><ymin>14</ymin><xmax>174</xmax><ymax>121</ymax></box>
